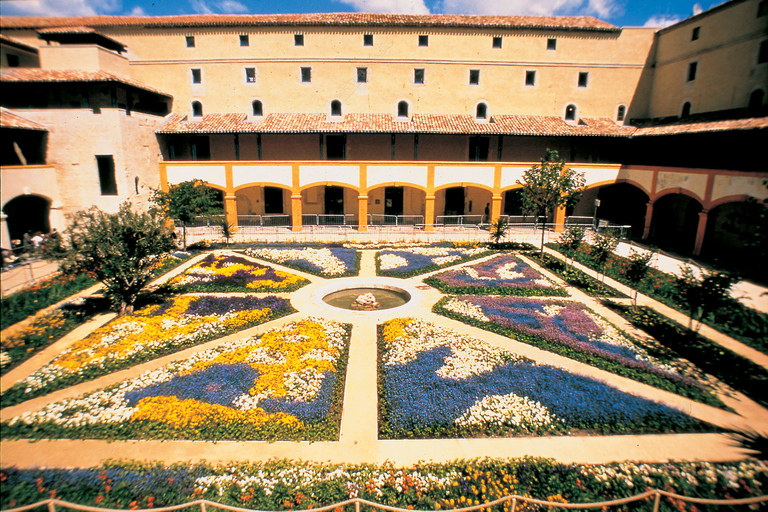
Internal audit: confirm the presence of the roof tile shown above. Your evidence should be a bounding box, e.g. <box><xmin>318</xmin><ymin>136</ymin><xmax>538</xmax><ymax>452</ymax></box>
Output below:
<box><xmin>0</xmin><ymin>107</ymin><xmax>48</xmax><ymax>131</ymax></box>
<box><xmin>0</xmin><ymin>68</ymin><xmax>171</xmax><ymax>97</ymax></box>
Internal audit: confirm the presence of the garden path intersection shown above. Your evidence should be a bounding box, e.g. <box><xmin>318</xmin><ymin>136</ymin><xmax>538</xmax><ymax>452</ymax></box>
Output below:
<box><xmin>1</xmin><ymin>248</ymin><xmax>766</xmax><ymax>469</ymax></box>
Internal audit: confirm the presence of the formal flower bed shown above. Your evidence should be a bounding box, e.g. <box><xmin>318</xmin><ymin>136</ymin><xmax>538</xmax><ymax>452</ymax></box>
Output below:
<box><xmin>378</xmin><ymin>318</ymin><xmax>700</xmax><ymax>439</ymax></box>
<box><xmin>0</xmin><ymin>295</ymin><xmax>293</xmax><ymax>407</ymax></box>
<box><xmin>424</xmin><ymin>254</ymin><xmax>566</xmax><ymax>296</ymax></box>
<box><xmin>3</xmin><ymin>318</ymin><xmax>350</xmax><ymax>441</ymax></box>
<box><xmin>376</xmin><ymin>246</ymin><xmax>490</xmax><ymax>277</ymax></box>
<box><xmin>244</xmin><ymin>247</ymin><xmax>360</xmax><ymax>277</ymax></box>
<box><xmin>2</xmin><ymin>458</ymin><xmax>765</xmax><ymax>511</ymax></box>
<box><xmin>435</xmin><ymin>296</ymin><xmax>721</xmax><ymax>407</ymax></box>
<box><xmin>170</xmin><ymin>254</ymin><xmax>308</xmax><ymax>292</ymax></box>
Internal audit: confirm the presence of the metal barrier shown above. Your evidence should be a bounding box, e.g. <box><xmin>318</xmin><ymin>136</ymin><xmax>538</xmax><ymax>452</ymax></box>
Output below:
<box><xmin>261</xmin><ymin>215</ymin><xmax>291</xmax><ymax>227</ymax></box>
<box><xmin>236</xmin><ymin>215</ymin><xmax>262</xmax><ymax>227</ymax></box>
<box><xmin>301</xmin><ymin>214</ymin><xmax>355</xmax><ymax>226</ymax></box>
<box><xmin>565</xmin><ymin>216</ymin><xmax>596</xmax><ymax>228</ymax></box>
<box><xmin>368</xmin><ymin>214</ymin><xmax>424</xmax><ymax>226</ymax></box>
<box><xmin>436</xmin><ymin>215</ymin><xmax>484</xmax><ymax>226</ymax></box>
<box><xmin>4</xmin><ymin>491</ymin><xmax>766</xmax><ymax>512</ymax></box>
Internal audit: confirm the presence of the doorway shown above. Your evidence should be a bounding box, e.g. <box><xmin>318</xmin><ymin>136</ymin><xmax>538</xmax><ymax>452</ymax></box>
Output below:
<box><xmin>324</xmin><ymin>186</ymin><xmax>344</xmax><ymax>215</ymax></box>
<box><xmin>263</xmin><ymin>186</ymin><xmax>283</xmax><ymax>214</ymax></box>
<box><xmin>444</xmin><ymin>187</ymin><xmax>465</xmax><ymax>216</ymax></box>
<box><xmin>469</xmin><ymin>136</ymin><xmax>489</xmax><ymax>161</ymax></box>
<box><xmin>384</xmin><ymin>187</ymin><xmax>404</xmax><ymax>216</ymax></box>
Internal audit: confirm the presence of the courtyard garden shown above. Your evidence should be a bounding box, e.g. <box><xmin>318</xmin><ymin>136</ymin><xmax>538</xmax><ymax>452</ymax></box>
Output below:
<box><xmin>2</xmin><ymin>240</ymin><xmax>767</xmax><ymax>509</ymax></box>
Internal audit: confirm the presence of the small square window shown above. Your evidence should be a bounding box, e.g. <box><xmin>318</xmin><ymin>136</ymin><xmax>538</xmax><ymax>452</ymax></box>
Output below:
<box><xmin>294</xmin><ymin>34</ymin><xmax>304</xmax><ymax>46</ymax></box>
<box><xmin>525</xmin><ymin>70</ymin><xmax>536</xmax><ymax>86</ymax></box>
<box><xmin>245</xmin><ymin>67</ymin><xmax>256</xmax><ymax>83</ymax></box>
<box><xmin>418</xmin><ymin>35</ymin><xmax>429</xmax><ymax>47</ymax></box>
<box><xmin>186</xmin><ymin>36</ymin><xmax>195</xmax><ymax>48</ymax></box>
<box><xmin>547</xmin><ymin>38</ymin><xmax>557</xmax><ymax>50</ymax></box>
<box><xmin>363</xmin><ymin>34</ymin><xmax>373</xmax><ymax>46</ymax></box>
<box><xmin>191</xmin><ymin>68</ymin><xmax>202</xmax><ymax>84</ymax></box>
<box><xmin>692</xmin><ymin>27</ymin><xmax>700</xmax><ymax>41</ymax></box>
<box><xmin>301</xmin><ymin>67</ymin><xmax>311</xmax><ymax>82</ymax></box>
<box><xmin>469</xmin><ymin>69</ymin><xmax>480</xmax><ymax>85</ymax></box>
<box><xmin>687</xmin><ymin>62</ymin><xmax>698</xmax><ymax>81</ymax></box>
<box><xmin>578</xmin><ymin>72</ymin><xmax>588</xmax><ymax>87</ymax></box>
<box><xmin>357</xmin><ymin>67</ymin><xmax>368</xmax><ymax>83</ymax></box>
<box><xmin>7</xmin><ymin>54</ymin><xmax>20</xmax><ymax>67</ymax></box>
<box><xmin>414</xmin><ymin>68</ymin><xmax>424</xmax><ymax>84</ymax></box>
<box><xmin>492</xmin><ymin>36</ymin><xmax>502</xmax><ymax>48</ymax></box>
<box><xmin>240</xmin><ymin>34</ymin><xmax>249</xmax><ymax>46</ymax></box>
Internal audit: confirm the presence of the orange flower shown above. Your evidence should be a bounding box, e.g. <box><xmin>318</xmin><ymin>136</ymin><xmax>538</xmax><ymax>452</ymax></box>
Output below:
<box><xmin>95</xmin><ymin>496</ymin><xmax>104</xmax><ymax>505</ymax></box>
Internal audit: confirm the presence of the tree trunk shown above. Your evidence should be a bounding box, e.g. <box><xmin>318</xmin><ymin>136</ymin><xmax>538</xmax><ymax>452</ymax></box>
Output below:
<box><xmin>182</xmin><ymin>222</ymin><xmax>187</xmax><ymax>250</ymax></box>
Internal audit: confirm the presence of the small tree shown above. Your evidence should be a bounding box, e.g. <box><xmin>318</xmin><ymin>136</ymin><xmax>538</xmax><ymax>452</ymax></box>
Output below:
<box><xmin>557</xmin><ymin>226</ymin><xmax>585</xmax><ymax>269</ymax></box>
<box><xmin>151</xmin><ymin>179</ymin><xmax>223</xmax><ymax>249</ymax></box>
<box><xmin>517</xmin><ymin>150</ymin><xmax>585</xmax><ymax>254</ymax></box>
<box><xmin>624</xmin><ymin>249</ymin><xmax>654</xmax><ymax>310</ymax></box>
<box><xmin>591</xmin><ymin>231</ymin><xmax>619</xmax><ymax>283</ymax></box>
<box><xmin>48</xmin><ymin>202</ymin><xmax>174</xmax><ymax>316</ymax></box>
<box><xmin>675</xmin><ymin>266</ymin><xmax>736</xmax><ymax>332</ymax></box>
<box><xmin>488</xmin><ymin>217</ymin><xmax>510</xmax><ymax>246</ymax></box>
<box><xmin>216</xmin><ymin>217</ymin><xmax>235</xmax><ymax>245</ymax></box>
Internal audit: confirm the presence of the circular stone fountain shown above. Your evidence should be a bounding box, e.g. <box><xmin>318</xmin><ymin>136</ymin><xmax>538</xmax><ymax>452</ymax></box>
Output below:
<box><xmin>322</xmin><ymin>286</ymin><xmax>411</xmax><ymax>311</ymax></box>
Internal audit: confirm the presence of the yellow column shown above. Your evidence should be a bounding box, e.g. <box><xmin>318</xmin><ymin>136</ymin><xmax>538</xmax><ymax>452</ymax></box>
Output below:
<box><xmin>224</xmin><ymin>164</ymin><xmax>238</xmax><ymax>228</ymax></box>
<box><xmin>424</xmin><ymin>195</ymin><xmax>435</xmax><ymax>232</ymax></box>
<box><xmin>290</xmin><ymin>194</ymin><xmax>303</xmax><ymax>232</ymax></box>
<box><xmin>159</xmin><ymin>162</ymin><xmax>169</xmax><ymax>192</ymax></box>
<box><xmin>490</xmin><ymin>194</ymin><xmax>502</xmax><ymax>225</ymax></box>
<box><xmin>553</xmin><ymin>205</ymin><xmax>566</xmax><ymax>232</ymax></box>
<box><xmin>357</xmin><ymin>194</ymin><xmax>368</xmax><ymax>232</ymax></box>
<box><xmin>693</xmin><ymin>209</ymin><xmax>709</xmax><ymax>256</ymax></box>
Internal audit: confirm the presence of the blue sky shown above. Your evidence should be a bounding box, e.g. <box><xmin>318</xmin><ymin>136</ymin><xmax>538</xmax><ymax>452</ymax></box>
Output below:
<box><xmin>0</xmin><ymin>0</ymin><xmax>727</xmax><ymax>28</ymax></box>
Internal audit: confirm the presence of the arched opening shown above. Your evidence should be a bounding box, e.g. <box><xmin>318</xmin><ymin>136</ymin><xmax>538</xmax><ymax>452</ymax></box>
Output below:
<box><xmin>3</xmin><ymin>194</ymin><xmax>51</xmax><ymax>243</ymax></box>
<box><xmin>331</xmin><ymin>100</ymin><xmax>342</xmax><ymax>117</ymax></box>
<box><xmin>397</xmin><ymin>101</ymin><xmax>409</xmax><ymax>118</ymax></box>
<box><xmin>236</xmin><ymin>185</ymin><xmax>291</xmax><ymax>228</ymax></box>
<box><xmin>436</xmin><ymin>186</ymin><xmax>492</xmax><ymax>225</ymax></box>
<box><xmin>565</xmin><ymin>104</ymin><xmax>577</xmax><ymax>121</ymax></box>
<box><xmin>681</xmin><ymin>102</ymin><xmax>691</xmax><ymax>118</ymax></box>
<box><xmin>748</xmin><ymin>89</ymin><xmax>764</xmax><ymax>113</ymax></box>
<box><xmin>596</xmin><ymin>183</ymin><xmax>650</xmax><ymax>239</ymax></box>
<box><xmin>252</xmin><ymin>100</ymin><xmax>263</xmax><ymax>117</ymax></box>
<box><xmin>616</xmin><ymin>105</ymin><xmax>626</xmax><ymax>122</ymax></box>
<box><xmin>503</xmin><ymin>189</ymin><xmax>535</xmax><ymax>223</ymax></box>
<box><xmin>476</xmin><ymin>102</ymin><xmax>488</xmax><ymax>119</ymax></box>
<box><xmin>367</xmin><ymin>185</ymin><xmax>426</xmax><ymax>225</ymax></box>
<box><xmin>192</xmin><ymin>101</ymin><xmax>203</xmax><ymax>117</ymax></box>
<box><xmin>301</xmin><ymin>185</ymin><xmax>359</xmax><ymax>225</ymax></box>
<box><xmin>649</xmin><ymin>193</ymin><xmax>702</xmax><ymax>256</ymax></box>
<box><xmin>702</xmin><ymin>200</ymin><xmax>768</xmax><ymax>282</ymax></box>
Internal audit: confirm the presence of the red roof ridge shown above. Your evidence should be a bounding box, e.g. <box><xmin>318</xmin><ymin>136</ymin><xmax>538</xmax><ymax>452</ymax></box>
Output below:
<box><xmin>0</xmin><ymin>68</ymin><xmax>171</xmax><ymax>97</ymax></box>
<box><xmin>0</xmin><ymin>107</ymin><xmax>48</xmax><ymax>131</ymax></box>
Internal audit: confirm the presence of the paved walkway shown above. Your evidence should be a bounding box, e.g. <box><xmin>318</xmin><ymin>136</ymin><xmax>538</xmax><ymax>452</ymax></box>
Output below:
<box><xmin>1</xmin><ymin>249</ymin><xmax>766</xmax><ymax>469</ymax></box>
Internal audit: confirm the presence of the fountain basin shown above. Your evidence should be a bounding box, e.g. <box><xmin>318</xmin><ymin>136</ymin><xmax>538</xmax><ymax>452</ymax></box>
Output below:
<box><xmin>322</xmin><ymin>286</ymin><xmax>411</xmax><ymax>311</ymax></box>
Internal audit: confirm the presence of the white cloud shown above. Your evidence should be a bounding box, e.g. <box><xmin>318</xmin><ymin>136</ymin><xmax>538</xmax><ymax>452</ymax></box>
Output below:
<box><xmin>0</xmin><ymin>0</ymin><xmax>121</xmax><ymax>16</ymax></box>
<box><xmin>189</xmin><ymin>0</ymin><xmax>248</xmax><ymax>14</ymax></box>
<box><xmin>643</xmin><ymin>14</ymin><xmax>681</xmax><ymax>28</ymax></box>
<box><xmin>129</xmin><ymin>5</ymin><xmax>146</xmax><ymax>15</ymax></box>
<box><xmin>334</xmin><ymin>0</ymin><xmax>430</xmax><ymax>15</ymax></box>
<box><xmin>434</xmin><ymin>0</ymin><xmax>619</xmax><ymax>18</ymax></box>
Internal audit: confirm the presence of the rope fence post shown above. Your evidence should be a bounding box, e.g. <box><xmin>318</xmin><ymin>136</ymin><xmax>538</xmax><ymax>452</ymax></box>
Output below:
<box><xmin>510</xmin><ymin>498</ymin><xmax>516</xmax><ymax>512</ymax></box>
<box><xmin>652</xmin><ymin>491</ymin><xmax>661</xmax><ymax>512</ymax></box>
<box><xmin>354</xmin><ymin>499</ymin><xmax>360</xmax><ymax>512</ymax></box>
<box><xmin>47</xmin><ymin>501</ymin><xmax>56</xmax><ymax>512</ymax></box>
<box><xmin>200</xmin><ymin>501</ymin><xmax>206</xmax><ymax>512</ymax></box>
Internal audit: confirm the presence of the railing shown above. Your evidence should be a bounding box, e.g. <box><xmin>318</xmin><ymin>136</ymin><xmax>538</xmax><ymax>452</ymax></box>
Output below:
<box><xmin>301</xmin><ymin>214</ymin><xmax>355</xmax><ymax>226</ymax></box>
<box><xmin>4</xmin><ymin>491</ymin><xmax>766</xmax><ymax>512</ymax></box>
<box><xmin>237</xmin><ymin>215</ymin><xmax>262</xmax><ymax>226</ymax></box>
<box><xmin>565</xmin><ymin>216</ymin><xmax>596</xmax><ymax>228</ymax></box>
<box><xmin>436</xmin><ymin>215</ymin><xmax>484</xmax><ymax>226</ymax></box>
<box><xmin>368</xmin><ymin>214</ymin><xmax>424</xmax><ymax>226</ymax></box>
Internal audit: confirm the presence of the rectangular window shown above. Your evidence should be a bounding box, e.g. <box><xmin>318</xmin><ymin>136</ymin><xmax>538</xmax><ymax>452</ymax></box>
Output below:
<box><xmin>492</xmin><ymin>36</ymin><xmax>502</xmax><ymax>48</ymax></box>
<box><xmin>759</xmin><ymin>0</ymin><xmax>767</xmax><ymax>17</ymax></box>
<box><xmin>363</xmin><ymin>34</ymin><xmax>373</xmax><ymax>46</ymax></box>
<box><xmin>245</xmin><ymin>67</ymin><xmax>256</xmax><ymax>83</ymax></box>
<box><xmin>691</xmin><ymin>27</ymin><xmax>700</xmax><ymax>41</ymax></box>
<box><xmin>469</xmin><ymin>69</ymin><xmax>480</xmax><ymax>85</ymax></box>
<box><xmin>687</xmin><ymin>62</ymin><xmax>698</xmax><ymax>81</ymax></box>
<box><xmin>414</xmin><ymin>68</ymin><xmax>424</xmax><ymax>84</ymax></box>
<box><xmin>240</xmin><ymin>34</ymin><xmax>249</xmax><ymax>46</ymax></box>
<box><xmin>96</xmin><ymin>155</ymin><xmax>117</xmax><ymax>196</ymax></box>
<box><xmin>294</xmin><ymin>34</ymin><xmax>304</xmax><ymax>46</ymax></box>
<box><xmin>191</xmin><ymin>68</ymin><xmax>202</xmax><ymax>84</ymax></box>
<box><xmin>547</xmin><ymin>38</ymin><xmax>556</xmax><ymax>50</ymax></box>
<box><xmin>357</xmin><ymin>67</ymin><xmax>368</xmax><ymax>83</ymax></box>
<box><xmin>759</xmin><ymin>40</ymin><xmax>768</xmax><ymax>63</ymax></box>
<box><xmin>418</xmin><ymin>35</ymin><xmax>428</xmax><ymax>47</ymax></box>
<box><xmin>7</xmin><ymin>54</ymin><xmax>20</xmax><ymax>67</ymax></box>
<box><xmin>301</xmin><ymin>67</ymin><xmax>311</xmax><ymax>82</ymax></box>
<box><xmin>186</xmin><ymin>36</ymin><xmax>195</xmax><ymax>48</ymax></box>
<box><xmin>578</xmin><ymin>72</ymin><xmax>589</xmax><ymax>87</ymax></box>
<box><xmin>525</xmin><ymin>70</ymin><xmax>536</xmax><ymax>86</ymax></box>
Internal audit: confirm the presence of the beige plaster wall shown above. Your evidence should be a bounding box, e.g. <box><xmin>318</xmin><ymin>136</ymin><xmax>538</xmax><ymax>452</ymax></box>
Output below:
<box><xmin>38</xmin><ymin>46</ymin><xmax>130</xmax><ymax>75</ymax></box>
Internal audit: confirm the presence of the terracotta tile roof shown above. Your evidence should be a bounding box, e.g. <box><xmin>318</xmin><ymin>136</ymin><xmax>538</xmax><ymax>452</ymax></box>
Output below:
<box><xmin>1</xmin><ymin>13</ymin><xmax>619</xmax><ymax>32</ymax></box>
<box><xmin>633</xmin><ymin>116</ymin><xmax>768</xmax><ymax>136</ymax></box>
<box><xmin>0</xmin><ymin>33</ymin><xmax>39</xmax><ymax>53</ymax></box>
<box><xmin>0</xmin><ymin>68</ymin><xmax>171</xmax><ymax>97</ymax></box>
<box><xmin>0</xmin><ymin>108</ymin><xmax>47</xmax><ymax>131</ymax></box>
<box><xmin>37</xmin><ymin>26</ymin><xmax>97</xmax><ymax>34</ymax></box>
<box><xmin>156</xmin><ymin>112</ymin><xmax>635</xmax><ymax>136</ymax></box>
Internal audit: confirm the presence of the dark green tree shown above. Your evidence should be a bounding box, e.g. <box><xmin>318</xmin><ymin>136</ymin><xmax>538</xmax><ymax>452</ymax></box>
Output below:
<box><xmin>676</xmin><ymin>266</ymin><xmax>736</xmax><ymax>332</ymax></box>
<box><xmin>557</xmin><ymin>226</ymin><xmax>585</xmax><ymax>270</ymax></box>
<box><xmin>624</xmin><ymin>249</ymin><xmax>654</xmax><ymax>310</ymax></box>
<box><xmin>151</xmin><ymin>179</ymin><xmax>223</xmax><ymax>249</ymax></box>
<box><xmin>517</xmin><ymin>150</ymin><xmax>585</xmax><ymax>254</ymax></box>
<box><xmin>488</xmin><ymin>217</ymin><xmax>510</xmax><ymax>246</ymax></box>
<box><xmin>47</xmin><ymin>202</ymin><xmax>174</xmax><ymax>316</ymax></box>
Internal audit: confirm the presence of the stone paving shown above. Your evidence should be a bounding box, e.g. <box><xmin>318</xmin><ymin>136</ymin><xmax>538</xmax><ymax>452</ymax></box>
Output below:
<box><xmin>1</xmin><ymin>248</ymin><xmax>766</xmax><ymax>469</ymax></box>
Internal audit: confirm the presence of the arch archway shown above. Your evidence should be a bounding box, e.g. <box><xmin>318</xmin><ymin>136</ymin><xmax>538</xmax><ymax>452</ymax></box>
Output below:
<box><xmin>3</xmin><ymin>194</ymin><xmax>51</xmax><ymax>243</ymax></box>
<box><xmin>596</xmin><ymin>183</ymin><xmax>650</xmax><ymax>239</ymax></box>
<box><xmin>649</xmin><ymin>193</ymin><xmax>702</xmax><ymax>255</ymax></box>
<box><xmin>702</xmin><ymin>200</ymin><xmax>768</xmax><ymax>279</ymax></box>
